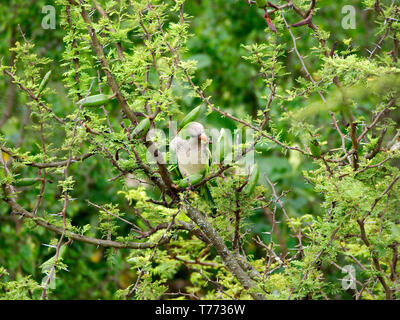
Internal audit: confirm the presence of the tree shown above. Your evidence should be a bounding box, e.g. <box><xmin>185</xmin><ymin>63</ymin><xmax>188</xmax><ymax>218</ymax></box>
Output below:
<box><xmin>0</xmin><ymin>0</ymin><xmax>399</xmax><ymax>300</ymax></box>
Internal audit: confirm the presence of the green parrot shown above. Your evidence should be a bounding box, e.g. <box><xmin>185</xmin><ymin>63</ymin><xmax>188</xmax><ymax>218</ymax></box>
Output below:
<box><xmin>170</xmin><ymin>122</ymin><xmax>216</xmax><ymax>214</ymax></box>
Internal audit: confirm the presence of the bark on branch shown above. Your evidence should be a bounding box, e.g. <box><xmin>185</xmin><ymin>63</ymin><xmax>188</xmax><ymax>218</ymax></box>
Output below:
<box><xmin>184</xmin><ymin>202</ymin><xmax>266</xmax><ymax>300</ymax></box>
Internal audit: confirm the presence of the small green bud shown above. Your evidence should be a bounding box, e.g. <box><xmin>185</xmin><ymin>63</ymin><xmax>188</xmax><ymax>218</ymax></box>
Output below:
<box><xmin>178</xmin><ymin>174</ymin><xmax>204</xmax><ymax>188</ymax></box>
<box><xmin>38</xmin><ymin>71</ymin><xmax>52</xmax><ymax>94</ymax></box>
<box><xmin>78</xmin><ymin>94</ymin><xmax>113</xmax><ymax>108</ymax></box>
<box><xmin>180</xmin><ymin>105</ymin><xmax>204</xmax><ymax>129</ymax></box>
<box><xmin>14</xmin><ymin>178</ymin><xmax>41</xmax><ymax>187</ymax></box>
<box><xmin>131</xmin><ymin>117</ymin><xmax>151</xmax><ymax>138</ymax></box>
<box><xmin>216</xmin><ymin>128</ymin><xmax>230</xmax><ymax>164</ymax></box>
<box><xmin>217</xmin><ymin>129</ymin><xmax>225</xmax><ymax>164</ymax></box>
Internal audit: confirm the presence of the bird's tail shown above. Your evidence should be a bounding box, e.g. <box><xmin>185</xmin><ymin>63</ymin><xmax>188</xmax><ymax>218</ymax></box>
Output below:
<box><xmin>200</xmin><ymin>183</ymin><xmax>217</xmax><ymax>216</ymax></box>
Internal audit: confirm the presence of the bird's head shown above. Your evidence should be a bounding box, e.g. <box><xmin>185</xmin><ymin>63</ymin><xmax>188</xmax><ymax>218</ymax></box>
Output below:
<box><xmin>187</xmin><ymin>122</ymin><xmax>208</xmax><ymax>143</ymax></box>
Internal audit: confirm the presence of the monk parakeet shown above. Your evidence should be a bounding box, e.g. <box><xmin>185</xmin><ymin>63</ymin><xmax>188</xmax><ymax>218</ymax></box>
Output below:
<box><xmin>170</xmin><ymin>122</ymin><xmax>216</xmax><ymax>214</ymax></box>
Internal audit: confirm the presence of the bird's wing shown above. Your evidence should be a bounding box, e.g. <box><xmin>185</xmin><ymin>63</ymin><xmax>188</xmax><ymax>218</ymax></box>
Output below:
<box><xmin>170</xmin><ymin>137</ymin><xmax>187</xmax><ymax>179</ymax></box>
<box><xmin>170</xmin><ymin>136</ymin><xmax>185</xmax><ymax>153</ymax></box>
<box><xmin>170</xmin><ymin>163</ymin><xmax>183</xmax><ymax>180</ymax></box>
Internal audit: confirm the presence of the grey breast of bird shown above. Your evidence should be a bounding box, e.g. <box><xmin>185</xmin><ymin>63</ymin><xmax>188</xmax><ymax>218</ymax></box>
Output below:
<box><xmin>171</xmin><ymin>122</ymin><xmax>209</xmax><ymax>177</ymax></box>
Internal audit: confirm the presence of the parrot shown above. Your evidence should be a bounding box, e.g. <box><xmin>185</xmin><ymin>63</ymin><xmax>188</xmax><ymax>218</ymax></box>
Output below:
<box><xmin>170</xmin><ymin>122</ymin><xmax>216</xmax><ymax>214</ymax></box>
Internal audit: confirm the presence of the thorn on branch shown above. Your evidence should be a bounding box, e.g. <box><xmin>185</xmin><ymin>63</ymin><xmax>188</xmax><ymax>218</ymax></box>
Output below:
<box><xmin>267</xmin><ymin>1</ymin><xmax>279</xmax><ymax>10</ymax></box>
<box><xmin>305</xmin><ymin>0</ymin><xmax>316</xmax><ymax>17</ymax></box>
<box><xmin>264</xmin><ymin>9</ymin><xmax>277</xmax><ymax>33</ymax></box>
<box><xmin>366</xmin><ymin>128</ymin><xmax>387</xmax><ymax>160</ymax></box>
<box><xmin>374</xmin><ymin>0</ymin><xmax>385</xmax><ymax>16</ymax></box>
<box><xmin>330</xmin><ymin>41</ymin><xmax>338</xmax><ymax>57</ymax></box>
<box><xmin>291</xmin><ymin>13</ymin><xmax>313</xmax><ymax>28</ymax></box>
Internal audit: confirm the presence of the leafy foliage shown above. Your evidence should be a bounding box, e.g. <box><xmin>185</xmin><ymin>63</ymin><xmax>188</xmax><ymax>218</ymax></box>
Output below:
<box><xmin>0</xmin><ymin>0</ymin><xmax>399</xmax><ymax>300</ymax></box>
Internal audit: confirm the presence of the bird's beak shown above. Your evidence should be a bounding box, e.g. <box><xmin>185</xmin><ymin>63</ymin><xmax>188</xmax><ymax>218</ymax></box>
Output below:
<box><xmin>199</xmin><ymin>134</ymin><xmax>209</xmax><ymax>143</ymax></box>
